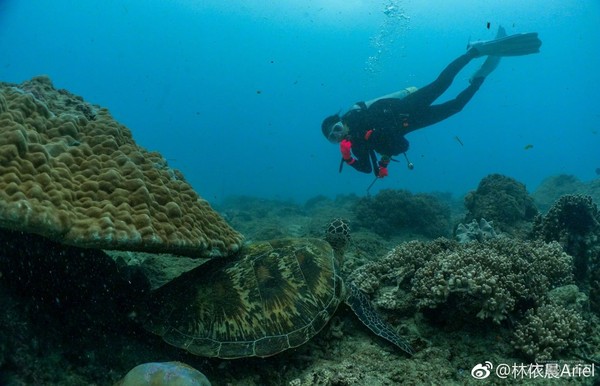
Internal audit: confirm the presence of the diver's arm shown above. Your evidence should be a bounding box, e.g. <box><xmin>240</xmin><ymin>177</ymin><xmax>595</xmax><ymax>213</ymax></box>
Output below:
<box><xmin>349</xmin><ymin>156</ymin><xmax>372</xmax><ymax>174</ymax></box>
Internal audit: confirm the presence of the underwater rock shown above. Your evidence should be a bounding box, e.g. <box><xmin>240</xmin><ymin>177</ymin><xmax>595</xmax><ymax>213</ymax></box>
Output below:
<box><xmin>463</xmin><ymin>174</ymin><xmax>537</xmax><ymax>236</ymax></box>
<box><xmin>532</xmin><ymin>174</ymin><xmax>587</xmax><ymax>213</ymax></box>
<box><xmin>115</xmin><ymin>362</ymin><xmax>211</xmax><ymax>386</ymax></box>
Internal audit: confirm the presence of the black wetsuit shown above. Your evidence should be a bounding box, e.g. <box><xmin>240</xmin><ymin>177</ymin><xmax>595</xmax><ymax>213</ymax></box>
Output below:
<box><xmin>342</xmin><ymin>49</ymin><xmax>483</xmax><ymax>176</ymax></box>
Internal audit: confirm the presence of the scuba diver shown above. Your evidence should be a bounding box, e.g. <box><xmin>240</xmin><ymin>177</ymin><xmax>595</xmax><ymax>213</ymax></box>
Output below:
<box><xmin>321</xmin><ymin>26</ymin><xmax>542</xmax><ymax>180</ymax></box>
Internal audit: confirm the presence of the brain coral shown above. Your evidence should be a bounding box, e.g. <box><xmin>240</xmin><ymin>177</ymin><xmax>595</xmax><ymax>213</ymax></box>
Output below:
<box><xmin>0</xmin><ymin>76</ymin><xmax>243</xmax><ymax>257</ymax></box>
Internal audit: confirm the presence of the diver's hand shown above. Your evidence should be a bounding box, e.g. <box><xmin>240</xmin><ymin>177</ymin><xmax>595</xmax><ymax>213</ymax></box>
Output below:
<box><xmin>377</xmin><ymin>156</ymin><xmax>390</xmax><ymax>178</ymax></box>
<box><xmin>340</xmin><ymin>139</ymin><xmax>355</xmax><ymax>164</ymax></box>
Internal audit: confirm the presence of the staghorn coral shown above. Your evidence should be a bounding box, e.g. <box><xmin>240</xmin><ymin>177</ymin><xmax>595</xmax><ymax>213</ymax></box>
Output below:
<box><xmin>511</xmin><ymin>302</ymin><xmax>586</xmax><ymax>361</ymax></box>
<box><xmin>464</xmin><ymin>174</ymin><xmax>538</xmax><ymax>236</ymax></box>
<box><xmin>353</xmin><ymin>189</ymin><xmax>451</xmax><ymax>239</ymax></box>
<box><xmin>0</xmin><ymin>76</ymin><xmax>243</xmax><ymax>257</ymax></box>
<box><xmin>351</xmin><ymin>238</ymin><xmax>573</xmax><ymax>324</ymax></box>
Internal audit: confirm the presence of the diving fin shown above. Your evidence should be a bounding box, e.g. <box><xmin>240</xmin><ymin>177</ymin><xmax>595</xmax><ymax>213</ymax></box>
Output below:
<box><xmin>468</xmin><ymin>27</ymin><xmax>542</xmax><ymax>57</ymax></box>
<box><xmin>469</xmin><ymin>26</ymin><xmax>506</xmax><ymax>83</ymax></box>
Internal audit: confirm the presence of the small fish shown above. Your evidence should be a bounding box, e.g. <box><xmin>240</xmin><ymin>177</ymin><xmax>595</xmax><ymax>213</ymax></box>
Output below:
<box><xmin>454</xmin><ymin>136</ymin><xmax>464</xmax><ymax>146</ymax></box>
<box><xmin>596</xmin><ymin>167</ymin><xmax>600</xmax><ymax>176</ymax></box>
<box><xmin>524</xmin><ymin>144</ymin><xmax>534</xmax><ymax>150</ymax></box>
<box><xmin>486</xmin><ymin>22</ymin><xmax>491</xmax><ymax>29</ymax></box>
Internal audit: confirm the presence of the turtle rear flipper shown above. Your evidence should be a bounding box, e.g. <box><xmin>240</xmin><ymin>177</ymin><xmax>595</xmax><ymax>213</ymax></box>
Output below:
<box><xmin>346</xmin><ymin>283</ymin><xmax>414</xmax><ymax>356</ymax></box>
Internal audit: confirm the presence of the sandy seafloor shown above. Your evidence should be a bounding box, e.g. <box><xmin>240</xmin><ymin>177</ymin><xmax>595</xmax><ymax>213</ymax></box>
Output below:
<box><xmin>1</xmin><ymin>175</ymin><xmax>600</xmax><ymax>386</ymax></box>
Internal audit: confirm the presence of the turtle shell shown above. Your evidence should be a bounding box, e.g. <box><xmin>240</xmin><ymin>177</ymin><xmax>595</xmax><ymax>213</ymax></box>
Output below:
<box><xmin>142</xmin><ymin>238</ymin><xmax>343</xmax><ymax>359</ymax></box>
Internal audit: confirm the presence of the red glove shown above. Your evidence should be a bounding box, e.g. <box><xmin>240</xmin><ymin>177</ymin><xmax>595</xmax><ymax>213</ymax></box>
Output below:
<box><xmin>377</xmin><ymin>156</ymin><xmax>390</xmax><ymax>178</ymax></box>
<box><xmin>340</xmin><ymin>139</ymin><xmax>355</xmax><ymax>164</ymax></box>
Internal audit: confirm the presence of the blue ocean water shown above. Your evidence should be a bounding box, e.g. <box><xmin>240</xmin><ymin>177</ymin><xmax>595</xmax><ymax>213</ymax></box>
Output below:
<box><xmin>1</xmin><ymin>0</ymin><xmax>598</xmax><ymax>204</ymax></box>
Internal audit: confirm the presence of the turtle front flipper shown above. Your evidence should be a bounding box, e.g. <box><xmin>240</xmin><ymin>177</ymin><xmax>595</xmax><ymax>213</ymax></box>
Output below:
<box><xmin>346</xmin><ymin>282</ymin><xmax>414</xmax><ymax>356</ymax></box>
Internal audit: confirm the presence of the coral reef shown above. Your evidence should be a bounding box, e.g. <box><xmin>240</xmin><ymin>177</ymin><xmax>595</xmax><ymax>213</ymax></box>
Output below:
<box><xmin>532</xmin><ymin>194</ymin><xmax>600</xmax><ymax>281</ymax></box>
<box><xmin>1</xmin><ymin>192</ymin><xmax>599</xmax><ymax>384</ymax></box>
<box><xmin>351</xmin><ymin>238</ymin><xmax>573</xmax><ymax>324</ymax></box>
<box><xmin>353</xmin><ymin>189</ymin><xmax>451</xmax><ymax>239</ymax></box>
<box><xmin>531</xmin><ymin>194</ymin><xmax>600</xmax><ymax>316</ymax></box>
<box><xmin>2</xmin><ymin>75</ymin><xmax>598</xmax><ymax>386</ymax></box>
<box><xmin>0</xmin><ymin>76</ymin><xmax>242</xmax><ymax>257</ymax></box>
<box><xmin>511</xmin><ymin>302</ymin><xmax>586</xmax><ymax>361</ymax></box>
<box><xmin>455</xmin><ymin>218</ymin><xmax>498</xmax><ymax>243</ymax></box>
<box><xmin>463</xmin><ymin>174</ymin><xmax>538</xmax><ymax>236</ymax></box>
<box><xmin>116</xmin><ymin>362</ymin><xmax>211</xmax><ymax>386</ymax></box>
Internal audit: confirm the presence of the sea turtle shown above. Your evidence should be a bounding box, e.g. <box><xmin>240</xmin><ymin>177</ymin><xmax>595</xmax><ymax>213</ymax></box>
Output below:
<box><xmin>142</xmin><ymin>219</ymin><xmax>413</xmax><ymax>359</ymax></box>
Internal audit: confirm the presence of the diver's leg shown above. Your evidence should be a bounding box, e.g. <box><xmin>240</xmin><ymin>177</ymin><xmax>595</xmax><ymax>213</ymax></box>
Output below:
<box><xmin>407</xmin><ymin>77</ymin><xmax>484</xmax><ymax>130</ymax></box>
<box><xmin>403</xmin><ymin>50</ymin><xmax>478</xmax><ymax>108</ymax></box>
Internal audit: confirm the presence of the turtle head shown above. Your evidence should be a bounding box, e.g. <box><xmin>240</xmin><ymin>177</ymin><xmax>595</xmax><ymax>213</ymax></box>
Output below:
<box><xmin>324</xmin><ymin>218</ymin><xmax>351</xmax><ymax>261</ymax></box>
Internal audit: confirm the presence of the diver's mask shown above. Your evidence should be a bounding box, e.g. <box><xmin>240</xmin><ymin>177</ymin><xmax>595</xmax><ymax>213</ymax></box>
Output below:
<box><xmin>327</xmin><ymin>121</ymin><xmax>347</xmax><ymax>143</ymax></box>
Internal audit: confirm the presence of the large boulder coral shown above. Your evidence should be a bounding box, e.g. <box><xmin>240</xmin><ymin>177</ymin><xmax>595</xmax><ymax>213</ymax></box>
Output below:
<box><xmin>463</xmin><ymin>174</ymin><xmax>538</xmax><ymax>236</ymax></box>
<box><xmin>353</xmin><ymin>189</ymin><xmax>451</xmax><ymax>239</ymax></box>
<box><xmin>351</xmin><ymin>238</ymin><xmax>573</xmax><ymax>324</ymax></box>
<box><xmin>0</xmin><ymin>76</ymin><xmax>243</xmax><ymax>257</ymax></box>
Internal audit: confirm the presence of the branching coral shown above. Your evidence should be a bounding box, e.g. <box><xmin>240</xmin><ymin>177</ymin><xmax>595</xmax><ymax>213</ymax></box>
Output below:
<box><xmin>413</xmin><ymin>239</ymin><xmax>573</xmax><ymax>323</ymax></box>
<box><xmin>511</xmin><ymin>302</ymin><xmax>586</xmax><ymax>361</ymax></box>
<box><xmin>351</xmin><ymin>238</ymin><xmax>573</xmax><ymax>324</ymax></box>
